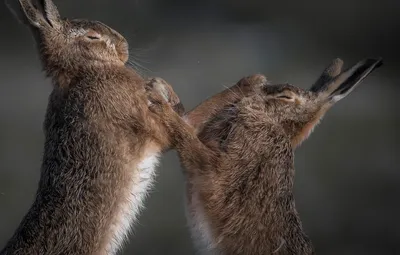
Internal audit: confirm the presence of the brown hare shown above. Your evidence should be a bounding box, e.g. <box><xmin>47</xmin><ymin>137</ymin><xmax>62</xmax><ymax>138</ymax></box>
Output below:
<box><xmin>147</xmin><ymin>58</ymin><xmax>382</xmax><ymax>255</ymax></box>
<box><xmin>2</xmin><ymin>0</ymin><xmax>183</xmax><ymax>254</ymax></box>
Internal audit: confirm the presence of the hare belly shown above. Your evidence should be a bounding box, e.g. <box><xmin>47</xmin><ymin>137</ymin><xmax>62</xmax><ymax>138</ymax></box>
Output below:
<box><xmin>108</xmin><ymin>154</ymin><xmax>160</xmax><ymax>254</ymax></box>
<box><xmin>185</xmin><ymin>189</ymin><xmax>217</xmax><ymax>254</ymax></box>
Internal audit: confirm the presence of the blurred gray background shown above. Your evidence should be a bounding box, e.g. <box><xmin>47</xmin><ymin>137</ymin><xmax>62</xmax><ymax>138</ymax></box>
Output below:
<box><xmin>0</xmin><ymin>0</ymin><xmax>399</xmax><ymax>254</ymax></box>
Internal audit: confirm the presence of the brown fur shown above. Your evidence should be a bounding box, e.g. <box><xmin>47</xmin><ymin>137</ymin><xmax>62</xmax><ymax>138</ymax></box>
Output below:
<box><xmin>148</xmin><ymin>58</ymin><xmax>381</xmax><ymax>255</ymax></box>
<box><xmin>2</xmin><ymin>1</ymin><xmax>182</xmax><ymax>254</ymax></box>
<box><xmin>185</xmin><ymin>74</ymin><xmax>268</xmax><ymax>133</ymax></box>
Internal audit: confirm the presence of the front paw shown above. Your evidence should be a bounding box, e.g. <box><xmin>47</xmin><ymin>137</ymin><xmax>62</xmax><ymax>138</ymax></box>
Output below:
<box><xmin>236</xmin><ymin>74</ymin><xmax>268</xmax><ymax>93</ymax></box>
<box><xmin>146</xmin><ymin>77</ymin><xmax>185</xmax><ymax>116</ymax></box>
<box><xmin>146</xmin><ymin>84</ymin><xmax>172</xmax><ymax>117</ymax></box>
<box><xmin>146</xmin><ymin>80</ymin><xmax>184</xmax><ymax>146</ymax></box>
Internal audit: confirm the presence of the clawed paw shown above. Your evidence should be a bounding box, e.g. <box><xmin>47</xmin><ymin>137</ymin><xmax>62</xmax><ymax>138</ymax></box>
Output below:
<box><xmin>145</xmin><ymin>78</ymin><xmax>185</xmax><ymax>142</ymax></box>
<box><xmin>146</xmin><ymin>77</ymin><xmax>185</xmax><ymax>116</ymax></box>
<box><xmin>146</xmin><ymin>87</ymin><xmax>169</xmax><ymax>115</ymax></box>
<box><xmin>146</xmin><ymin>78</ymin><xmax>170</xmax><ymax>102</ymax></box>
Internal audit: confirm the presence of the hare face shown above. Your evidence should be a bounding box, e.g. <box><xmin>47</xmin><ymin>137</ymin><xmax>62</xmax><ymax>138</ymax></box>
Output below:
<box><xmin>261</xmin><ymin>84</ymin><xmax>319</xmax><ymax>122</ymax></box>
<box><xmin>8</xmin><ymin>0</ymin><xmax>129</xmax><ymax>69</ymax></box>
<box><xmin>65</xmin><ymin>20</ymin><xmax>129</xmax><ymax>64</ymax></box>
<box><xmin>249</xmin><ymin>84</ymin><xmax>320</xmax><ymax>148</ymax></box>
<box><xmin>250</xmin><ymin>58</ymin><xmax>382</xmax><ymax>148</ymax></box>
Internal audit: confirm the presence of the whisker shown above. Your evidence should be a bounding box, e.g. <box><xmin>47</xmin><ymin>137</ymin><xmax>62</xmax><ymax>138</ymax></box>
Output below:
<box><xmin>129</xmin><ymin>56</ymin><xmax>151</xmax><ymax>64</ymax></box>
<box><xmin>222</xmin><ymin>84</ymin><xmax>240</xmax><ymax>98</ymax></box>
<box><xmin>130</xmin><ymin>48</ymin><xmax>152</xmax><ymax>56</ymax></box>
<box><xmin>128</xmin><ymin>55</ymin><xmax>150</xmax><ymax>71</ymax></box>
<box><xmin>127</xmin><ymin>59</ymin><xmax>152</xmax><ymax>77</ymax></box>
<box><xmin>248</xmin><ymin>82</ymin><xmax>264</xmax><ymax>102</ymax></box>
<box><xmin>235</xmin><ymin>83</ymin><xmax>247</xmax><ymax>97</ymax></box>
<box><xmin>129</xmin><ymin>49</ymin><xmax>152</xmax><ymax>59</ymax></box>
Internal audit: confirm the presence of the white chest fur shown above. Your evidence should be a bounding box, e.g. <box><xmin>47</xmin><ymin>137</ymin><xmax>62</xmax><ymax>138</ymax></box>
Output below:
<box><xmin>183</xmin><ymin>118</ymin><xmax>217</xmax><ymax>254</ymax></box>
<box><xmin>107</xmin><ymin>153</ymin><xmax>160</xmax><ymax>254</ymax></box>
<box><xmin>185</xmin><ymin>189</ymin><xmax>217</xmax><ymax>255</ymax></box>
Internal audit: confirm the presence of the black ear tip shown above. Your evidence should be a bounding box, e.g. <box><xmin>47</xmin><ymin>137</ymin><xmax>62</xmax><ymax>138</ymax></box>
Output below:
<box><xmin>365</xmin><ymin>58</ymin><xmax>383</xmax><ymax>69</ymax></box>
<box><xmin>375</xmin><ymin>58</ymin><xmax>383</xmax><ymax>68</ymax></box>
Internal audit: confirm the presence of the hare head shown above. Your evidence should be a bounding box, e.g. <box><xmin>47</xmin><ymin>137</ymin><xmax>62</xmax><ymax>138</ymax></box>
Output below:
<box><xmin>248</xmin><ymin>58</ymin><xmax>382</xmax><ymax>148</ymax></box>
<box><xmin>7</xmin><ymin>0</ymin><xmax>129</xmax><ymax>74</ymax></box>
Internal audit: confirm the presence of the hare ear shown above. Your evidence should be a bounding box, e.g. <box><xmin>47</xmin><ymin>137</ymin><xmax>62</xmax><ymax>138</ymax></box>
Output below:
<box><xmin>316</xmin><ymin>58</ymin><xmax>383</xmax><ymax>103</ymax></box>
<box><xmin>40</xmin><ymin>0</ymin><xmax>61</xmax><ymax>28</ymax></box>
<box><xmin>310</xmin><ymin>58</ymin><xmax>344</xmax><ymax>92</ymax></box>
<box><xmin>6</xmin><ymin>0</ymin><xmax>47</xmax><ymax>28</ymax></box>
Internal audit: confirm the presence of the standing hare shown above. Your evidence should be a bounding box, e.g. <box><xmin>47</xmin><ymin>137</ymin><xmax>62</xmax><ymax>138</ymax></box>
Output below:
<box><xmin>2</xmin><ymin>0</ymin><xmax>183</xmax><ymax>254</ymax></box>
<box><xmin>147</xmin><ymin>58</ymin><xmax>382</xmax><ymax>255</ymax></box>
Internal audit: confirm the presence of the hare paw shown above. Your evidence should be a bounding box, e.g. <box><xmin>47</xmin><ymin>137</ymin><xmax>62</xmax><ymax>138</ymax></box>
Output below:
<box><xmin>146</xmin><ymin>89</ymin><xmax>171</xmax><ymax>117</ymax></box>
<box><xmin>146</xmin><ymin>77</ymin><xmax>170</xmax><ymax>102</ymax></box>
<box><xmin>146</xmin><ymin>77</ymin><xmax>185</xmax><ymax>115</ymax></box>
<box><xmin>236</xmin><ymin>74</ymin><xmax>268</xmax><ymax>92</ymax></box>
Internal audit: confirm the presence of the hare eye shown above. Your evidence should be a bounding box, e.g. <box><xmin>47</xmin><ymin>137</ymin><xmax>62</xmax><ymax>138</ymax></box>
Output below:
<box><xmin>84</xmin><ymin>31</ymin><xmax>101</xmax><ymax>40</ymax></box>
<box><xmin>86</xmin><ymin>35</ymin><xmax>100</xmax><ymax>40</ymax></box>
<box><xmin>277</xmin><ymin>95</ymin><xmax>292</xmax><ymax>100</ymax></box>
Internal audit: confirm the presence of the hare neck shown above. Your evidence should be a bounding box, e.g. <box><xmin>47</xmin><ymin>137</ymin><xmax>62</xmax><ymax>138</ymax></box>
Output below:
<box><xmin>42</xmin><ymin>58</ymin><xmax>132</xmax><ymax>88</ymax></box>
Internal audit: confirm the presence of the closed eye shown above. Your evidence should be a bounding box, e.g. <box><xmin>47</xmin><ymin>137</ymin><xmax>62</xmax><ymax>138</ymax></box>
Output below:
<box><xmin>87</xmin><ymin>35</ymin><xmax>100</xmax><ymax>40</ymax></box>
<box><xmin>277</xmin><ymin>95</ymin><xmax>292</xmax><ymax>100</ymax></box>
<box><xmin>84</xmin><ymin>31</ymin><xmax>101</xmax><ymax>40</ymax></box>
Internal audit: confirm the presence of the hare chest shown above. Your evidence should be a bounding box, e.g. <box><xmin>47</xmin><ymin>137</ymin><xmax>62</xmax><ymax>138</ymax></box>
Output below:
<box><xmin>107</xmin><ymin>151</ymin><xmax>160</xmax><ymax>254</ymax></box>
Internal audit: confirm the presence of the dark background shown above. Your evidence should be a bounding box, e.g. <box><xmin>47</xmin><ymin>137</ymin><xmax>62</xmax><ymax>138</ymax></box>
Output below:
<box><xmin>0</xmin><ymin>0</ymin><xmax>399</xmax><ymax>254</ymax></box>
